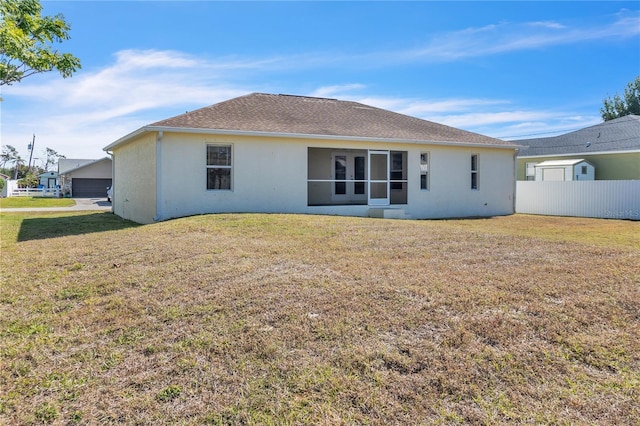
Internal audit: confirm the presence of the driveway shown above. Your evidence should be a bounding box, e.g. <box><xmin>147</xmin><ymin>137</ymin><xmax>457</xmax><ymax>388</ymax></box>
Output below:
<box><xmin>73</xmin><ymin>197</ymin><xmax>112</xmax><ymax>210</ymax></box>
<box><xmin>0</xmin><ymin>197</ymin><xmax>113</xmax><ymax>212</ymax></box>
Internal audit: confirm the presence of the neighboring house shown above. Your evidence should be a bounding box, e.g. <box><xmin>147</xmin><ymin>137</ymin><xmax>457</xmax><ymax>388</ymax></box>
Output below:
<box><xmin>37</xmin><ymin>171</ymin><xmax>59</xmax><ymax>188</ymax></box>
<box><xmin>104</xmin><ymin>93</ymin><xmax>520</xmax><ymax>224</ymax></box>
<box><xmin>58</xmin><ymin>157</ymin><xmax>113</xmax><ymax>197</ymax></box>
<box><xmin>533</xmin><ymin>159</ymin><xmax>595</xmax><ymax>181</ymax></box>
<box><xmin>515</xmin><ymin>114</ymin><xmax>640</xmax><ymax>180</ymax></box>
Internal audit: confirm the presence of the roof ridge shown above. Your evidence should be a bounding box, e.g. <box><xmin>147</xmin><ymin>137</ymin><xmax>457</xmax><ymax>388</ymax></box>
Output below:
<box><xmin>129</xmin><ymin>92</ymin><xmax>516</xmax><ymax>150</ymax></box>
<box><xmin>516</xmin><ymin>114</ymin><xmax>640</xmax><ymax>143</ymax></box>
<box><xmin>274</xmin><ymin>93</ymin><xmax>338</xmax><ymax>102</ymax></box>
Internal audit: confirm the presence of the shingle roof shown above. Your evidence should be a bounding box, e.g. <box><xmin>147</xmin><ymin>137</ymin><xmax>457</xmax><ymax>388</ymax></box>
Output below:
<box><xmin>148</xmin><ymin>93</ymin><xmax>513</xmax><ymax>147</ymax></box>
<box><xmin>516</xmin><ymin>114</ymin><xmax>640</xmax><ymax>157</ymax></box>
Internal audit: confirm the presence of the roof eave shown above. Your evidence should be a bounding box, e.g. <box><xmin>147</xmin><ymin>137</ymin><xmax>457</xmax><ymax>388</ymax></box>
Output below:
<box><xmin>58</xmin><ymin>156</ymin><xmax>111</xmax><ymax>176</ymax></box>
<box><xmin>518</xmin><ymin>149</ymin><xmax>640</xmax><ymax>158</ymax></box>
<box><xmin>107</xmin><ymin>125</ymin><xmax>519</xmax><ymax>150</ymax></box>
<box><xmin>103</xmin><ymin>127</ymin><xmax>151</xmax><ymax>152</ymax></box>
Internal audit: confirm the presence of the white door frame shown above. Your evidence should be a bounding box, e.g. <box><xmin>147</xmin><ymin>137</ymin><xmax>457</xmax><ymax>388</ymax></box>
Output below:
<box><xmin>368</xmin><ymin>150</ymin><xmax>390</xmax><ymax>206</ymax></box>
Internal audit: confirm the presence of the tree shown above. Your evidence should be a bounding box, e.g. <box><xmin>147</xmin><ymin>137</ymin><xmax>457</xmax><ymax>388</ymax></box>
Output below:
<box><xmin>18</xmin><ymin>169</ymin><xmax>38</xmax><ymax>187</ymax></box>
<box><xmin>1</xmin><ymin>144</ymin><xmax>22</xmax><ymax>169</ymax></box>
<box><xmin>41</xmin><ymin>146</ymin><xmax>65</xmax><ymax>171</ymax></box>
<box><xmin>0</xmin><ymin>0</ymin><xmax>81</xmax><ymax>86</ymax></box>
<box><xmin>600</xmin><ymin>76</ymin><xmax>640</xmax><ymax>121</ymax></box>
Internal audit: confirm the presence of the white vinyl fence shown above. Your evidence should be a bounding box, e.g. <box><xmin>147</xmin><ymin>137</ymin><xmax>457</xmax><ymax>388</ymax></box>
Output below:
<box><xmin>2</xmin><ymin>179</ymin><xmax>61</xmax><ymax>198</ymax></box>
<box><xmin>516</xmin><ymin>181</ymin><xmax>640</xmax><ymax>220</ymax></box>
<box><xmin>10</xmin><ymin>187</ymin><xmax>61</xmax><ymax>197</ymax></box>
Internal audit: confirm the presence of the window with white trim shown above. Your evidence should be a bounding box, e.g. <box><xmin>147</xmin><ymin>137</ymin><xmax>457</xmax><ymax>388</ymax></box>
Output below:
<box><xmin>207</xmin><ymin>145</ymin><xmax>232</xmax><ymax>190</ymax></box>
<box><xmin>471</xmin><ymin>154</ymin><xmax>479</xmax><ymax>190</ymax></box>
<box><xmin>525</xmin><ymin>162</ymin><xmax>537</xmax><ymax>181</ymax></box>
<box><xmin>390</xmin><ymin>151</ymin><xmax>406</xmax><ymax>190</ymax></box>
<box><xmin>420</xmin><ymin>152</ymin><xmax>429</xmax><ymax>190</ymax></box>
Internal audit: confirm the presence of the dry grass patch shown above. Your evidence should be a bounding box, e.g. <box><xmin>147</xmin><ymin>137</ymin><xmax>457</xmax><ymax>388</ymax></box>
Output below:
<box><xmin>0</xmin><ymin>197</ymin><xmax>76</xmax><ymax>209</ymax></box>
<box><xmin>1</xmin><ymin>212</ymin><xmax>638</xmax><ymax>425</ymax></box>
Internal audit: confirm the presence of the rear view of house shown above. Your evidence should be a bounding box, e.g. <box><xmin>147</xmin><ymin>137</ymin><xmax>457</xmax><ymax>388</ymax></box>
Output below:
<box><xmin>104</xmin><ymin>93</ymin><xmax>519</xmax><ymax>224</ymax></box>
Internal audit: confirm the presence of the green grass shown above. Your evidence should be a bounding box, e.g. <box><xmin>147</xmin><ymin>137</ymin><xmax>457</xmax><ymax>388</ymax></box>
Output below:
<box><xmin>0</xmin><ymin>212</ymin><xmax>638</xmax><ymax>424</ymax></box>
<box><xmin>0</xmin><ymin>196</ymin><xmax>75</xmax><ymax>208</ymax></box>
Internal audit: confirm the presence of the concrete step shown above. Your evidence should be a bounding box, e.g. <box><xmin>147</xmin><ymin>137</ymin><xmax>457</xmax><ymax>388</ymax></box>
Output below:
<box><xmin>368</xmin><ymin>208</ymin><xmax>411</xmax><ymax>219</ymax></box>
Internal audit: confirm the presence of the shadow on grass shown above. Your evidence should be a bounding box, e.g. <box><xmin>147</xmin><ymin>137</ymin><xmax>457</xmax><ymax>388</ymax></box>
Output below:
<box><xmin>17</xmin><ymin>212</ymin><xmax>141</xmax><ymax>242</ymax></box>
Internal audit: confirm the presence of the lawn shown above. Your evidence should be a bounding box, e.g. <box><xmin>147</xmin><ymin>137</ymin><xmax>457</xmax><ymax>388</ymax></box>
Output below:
<box><xmin>0</xmin><ymin>212</ymin><xmax>638</xmax><ymax>425</ymax></box>
<box><xmin>0</xmin><ymin>197</ymin><xmax>75</xmax><ymax>208</ymax></box>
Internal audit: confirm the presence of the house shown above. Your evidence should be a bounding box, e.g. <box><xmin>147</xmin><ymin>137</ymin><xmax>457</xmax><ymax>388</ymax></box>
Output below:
<box><xmin>515</xmin><ymin>115</ymin><xmax>640</xmax><ymax>181</ymax></box>
<box><xmin>58</xmin><ymin>157</ymin><xmax>113</xmax><ymax>197</ymax></box>
<box><xmin>37</xmin><ymin>171</ymin><xmax>59</xmax><ymax>188</ymax></box>
<box><xmin>103</xmin><ymin>93</ymin><xmax>520</xmax><ymax>224</ymax></box>
<box><xmin>533</xmin><ymin>159</ymin><xmax>595</xmax><ymax>181</ymax></box>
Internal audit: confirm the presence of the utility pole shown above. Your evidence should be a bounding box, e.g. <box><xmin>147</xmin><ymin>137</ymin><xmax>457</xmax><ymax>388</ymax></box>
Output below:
<box><xmin>27</xmin><ymin>134</ymin><xmax>35</xmax><ymax>173</ymax></box>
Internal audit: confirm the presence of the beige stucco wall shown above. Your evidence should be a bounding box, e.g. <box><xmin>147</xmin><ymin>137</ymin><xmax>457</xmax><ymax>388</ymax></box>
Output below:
<box><xmin>157</xmin><ymin>133</ymin><xmax>308</xmax><ymax>220</ymax></box>
<box><xmin>149</xmin><ymin>132</ymin><xmax>515</xmax><ymax>222</ymax></box>
<box><xmin>410</xmin><ymin>144</ymin><xmax>515</xmax><ymax>218</ymax></box>
<box><xmin>112</xmin><ymin>133</ymin><xmax>157</xmax><ymax>223</ymax></box>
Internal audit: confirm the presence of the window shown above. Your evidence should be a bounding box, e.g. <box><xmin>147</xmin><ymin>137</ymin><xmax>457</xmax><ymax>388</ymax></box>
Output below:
<box><xmin>207</xmin><ymin>145</ymin><xmax>232</xmax><ymax>190</ymax></box>
<box><xmin>525</xmin><ymin>162</ymin><xmax>537</xmax><ymax>181</ymax></box>
<box><xmin>581</xmin><ymin>165</ymin><xmax>588</xmax><ymax>175</ymax></box>
<box><xmin>471</xmin><ymin>154</ymin><xmax>479</xmax><ymax>190</ymax></box>
<box><xmin>390</xmin><ymin>151</ymin><xmax>405</xmax><ymax>190</ymax></box>
<box><xmin>420</xmin><ymin>152</ymin><xmax>429</xmax><ymax>190</ymax></box>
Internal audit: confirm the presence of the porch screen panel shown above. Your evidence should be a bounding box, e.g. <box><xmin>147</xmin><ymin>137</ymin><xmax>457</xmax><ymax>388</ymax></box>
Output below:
<box><xmin>370</xmin><ymin>182</ymin><xmax>388</xmax><ymax>199</ymax></box>
<box><xmin>370</xmin><ymin>154</ymin><xmax>387</xmax><ymax>180</ymax></box>
<box><xmin>354</xmin><ymin>156</ymin><xmax>365</xmax><ymax>194</ymax></box>
<box><xmin>307</xmin><ymin>147</ymin><xmax>367</xmax><ymax>206</ymax></box>
<box><xmin>390</xmin><ymin>151</ymin><xmax>407</xmax><ymax>204</ymax></box>
<box><xmin>334</xmin><ymin>155</ymin><xmax>347</xmax><ymax>195</ymax></box>
<box><xmin>369</xmin><ymin>151</ymin><xmax>389</xmax><ymax>205</ymax></box>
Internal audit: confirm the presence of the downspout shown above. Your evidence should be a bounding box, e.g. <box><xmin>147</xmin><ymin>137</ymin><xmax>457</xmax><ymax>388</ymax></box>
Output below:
<box><xmin>153</xmin><ymin>131</ymin><xmax>163</xmax><ymax>221</ymax></box>
<box><xmin>106</xmin><ymin>150</ymin><xmax>114</xmax><ymax>213</ymax></box>
<box><xmin>512</xmin><ymin>149</ymin><xmax>518</xmax><ymax>214</ymax></box>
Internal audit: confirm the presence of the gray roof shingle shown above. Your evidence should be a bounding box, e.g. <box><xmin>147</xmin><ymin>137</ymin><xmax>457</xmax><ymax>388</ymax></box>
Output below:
<box><xmin>149</xmin><ymin>93</ymin><xmax>513</xmax><ymax>146</ymax></box>
<box><xmin>516</xmin><ymin>114</ymin><xmax>640</xmax><ymax>157</ymax></box>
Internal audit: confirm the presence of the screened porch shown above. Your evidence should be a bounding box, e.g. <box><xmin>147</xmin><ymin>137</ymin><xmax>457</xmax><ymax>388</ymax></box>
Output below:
<box><xmin>307</xmin><ymin>148</ymin><xmax>408</xmax><ymax>206</ymax></box>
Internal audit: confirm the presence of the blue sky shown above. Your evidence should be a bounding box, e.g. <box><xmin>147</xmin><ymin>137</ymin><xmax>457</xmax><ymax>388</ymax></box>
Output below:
<box><xmin>1</xmin><ymin>1</ymin><xmax>639</xmax><ymax>162</ymax></box>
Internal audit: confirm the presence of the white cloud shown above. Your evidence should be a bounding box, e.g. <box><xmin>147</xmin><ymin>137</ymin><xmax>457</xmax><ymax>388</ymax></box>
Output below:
<box><xmin>10</xmin><ymin>49</ymin><xmax>250</xmax><ymax>112</ymax></box>
<box><xmin>305</xmin><ymin>89</ymin><xmax>602</xmax><ymax>140</ymax></box>
<box><xmin>2</xmin><ymin>50</ymin><xmax>256</xmax><ymax>158</ymax></box>
<box><xmin>396</xmin><ymin>10</ymin><xmax>640</xmax><ymax>62</ymax></box>
<box><xmin>310</xmin><ymin>84</ymin><xmax>367</xmax><ymax>98</ymax></box>
<box><xmin>527</xmin><ymin>21</ymin><xmax>567</xmax><ymax>30</ymax></box>
<box><xmin>4</xmin><ymin>7</ymin><xmax>633</xmax><ymax>158</ymax></box>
